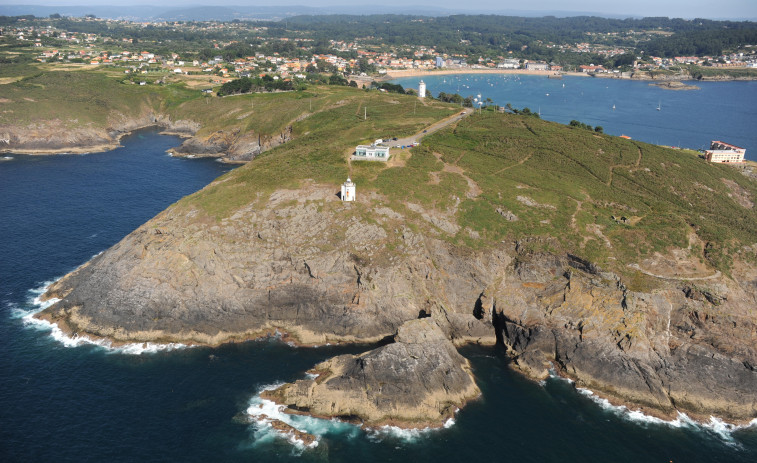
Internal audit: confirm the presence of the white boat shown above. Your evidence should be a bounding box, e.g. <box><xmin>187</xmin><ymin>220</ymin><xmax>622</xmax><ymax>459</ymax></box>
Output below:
<box><xmin>657</xmin><ymin>101</ymin><xmax>661</xmax><ymax>111</ymax></box>
<box><xmin>612</xmin><ymin>104</ymin><xmax>616</xmax><ymax>110</ymax></box>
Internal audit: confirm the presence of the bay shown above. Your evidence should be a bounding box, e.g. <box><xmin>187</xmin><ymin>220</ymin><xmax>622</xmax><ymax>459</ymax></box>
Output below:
<box><xmin>390</xmin><ymin>74</ymin><xmax>757</xmax><ymax>159</ymax></box>
<box><xmin>0</xmin><ymin>127</ymin><xmax>756</xmax><ymax>462</ymax></box>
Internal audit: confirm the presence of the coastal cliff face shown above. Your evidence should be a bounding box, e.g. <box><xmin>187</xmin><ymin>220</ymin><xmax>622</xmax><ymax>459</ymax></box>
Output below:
<box><xmin>0</xmin><ymin>110</ymin><xmax>289</xmax><ymax>162</ymax></box>
<box><xmin>168</xmin><ymin>125</ymin><xmax>293</xmax><ymax>162</ymax></box>
<box><xmin>37</xmin><ymin>181</ymin><xmax>757</xmax><ymax>424</ymax></box>
<box><xmin>0</xmin><ymin>112</ymin><xmax>199</xmax><ymax>155</ymax></box>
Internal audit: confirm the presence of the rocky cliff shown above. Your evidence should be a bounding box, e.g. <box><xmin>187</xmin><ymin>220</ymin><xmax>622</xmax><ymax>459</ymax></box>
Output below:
<box><xmin>0</xmin><ymin>110</ymin><xmax>288</xmax><ymax>162</ymax></box>
<box><xmin>167</xmin><ymin>125</ymin><xmax>293</xmax><ymax>162</ymax></box>
<box><xmin>37</xmin><ymin>180</ymin><xmax>757</xmax><ymax>424</ymax></box>
<box><xmin>0</xmin><ymin>112</ymin><xmax>199</xmax><ymax>155</ymax></box>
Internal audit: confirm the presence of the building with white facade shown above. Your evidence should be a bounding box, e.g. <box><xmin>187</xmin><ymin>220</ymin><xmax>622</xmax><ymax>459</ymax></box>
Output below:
<box><xmin>704</xmin><ymin>140</ymin><xmax>746</xmax><ymax>163</ymax></box>
<box><xmin>418</xmin><ymin>80</ymin><xmax>426</xmax><ymax>98</ymax></box>
<box><xmin>353</xmin><ymin>144</ymin><xmax>390</xmax><ymax>161</ymax></box>
<box><xmin>341</xmin><ymin>178</ymin><xmax>356</xmax><ymax>202</ymax></box>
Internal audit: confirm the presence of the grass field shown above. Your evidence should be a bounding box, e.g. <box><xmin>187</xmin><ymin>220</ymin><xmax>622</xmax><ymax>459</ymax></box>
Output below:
<box><xmin>183</xmin><ymin>103</ymin><xmax>757</xmax><ymax>281</ymax></box>
<box><xmin>4</xmin><ymin>67</ymin><xmax>755</xmax><ymax>281</ymax></box>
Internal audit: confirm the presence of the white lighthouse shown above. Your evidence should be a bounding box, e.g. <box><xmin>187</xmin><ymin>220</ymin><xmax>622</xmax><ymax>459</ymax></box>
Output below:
<box><xmin>341</xmin><ymin>177</ymin><xmax>356</xmax><ymax>202</ymax></box>
<box><xmin>418</xmin><ymin>80</ymin><xmax>426</xmax><ymax>98</ymax></box>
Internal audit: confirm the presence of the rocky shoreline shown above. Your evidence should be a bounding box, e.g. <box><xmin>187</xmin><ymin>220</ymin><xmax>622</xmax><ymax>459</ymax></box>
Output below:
<box><xmin>0</xmin><ymin>112</ymin><xmax>293</xmax><ymax>163</ymax></box>
<box><xmin>35</xmin><ymin>181</ymin><xmax>757</xmax><ymax>428</ymax></box>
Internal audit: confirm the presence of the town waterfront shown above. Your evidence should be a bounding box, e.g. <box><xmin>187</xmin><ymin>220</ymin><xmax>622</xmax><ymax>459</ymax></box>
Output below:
<box><xmin>390</xmin><ymin>74</ymin><xmax>757</xmax><ymax>159</ymax></box>
<box><xmin>1</xmin><ymin>129</ymin><xmax>757</xmax><ymax>461</ymax></box>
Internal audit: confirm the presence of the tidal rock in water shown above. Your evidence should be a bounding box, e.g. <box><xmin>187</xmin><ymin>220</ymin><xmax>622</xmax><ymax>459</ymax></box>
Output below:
<box><xmin>263</xmin><ymin>318</ymin><xmax>480</xmax><ymax>428</ymax></box>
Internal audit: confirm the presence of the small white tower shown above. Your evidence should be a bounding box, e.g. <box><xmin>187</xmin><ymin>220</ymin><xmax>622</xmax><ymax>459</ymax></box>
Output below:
<box><xmin>418</xmin><ymin>80</ymin><xmax>426</xmax><ymax>98</ymax></box>
<box><xmin>341</xmin><ymin>177</ymin><xmax>356</xmax><ymax>202</ymax></box>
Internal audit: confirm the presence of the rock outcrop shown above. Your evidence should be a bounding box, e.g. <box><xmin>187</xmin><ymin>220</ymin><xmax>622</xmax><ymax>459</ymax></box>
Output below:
<box><xmin>263</xmin><ymin>318</ymin><xmax>480</xmax><ymax>428</ymax></box>
<box><xmin>0</xmin><ymin>112</ymin><xmax>199</xmax><ymax>155</ymax></box>
<box><xmin>168</xmin><ymin>125</ymin><xmax>293</xmax><ymax>162</ymax></box>
<box><xmin>484</xmin><ymin>252</ymin><xmax>757</xmax><ymax>423</ymax></box>
<box><xmin>36</xmin><ymin>183</ymin><xmax>757</xmax><ymax>424</ymax></box>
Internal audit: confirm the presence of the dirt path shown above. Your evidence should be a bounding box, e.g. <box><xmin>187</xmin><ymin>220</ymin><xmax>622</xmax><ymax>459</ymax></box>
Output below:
<box><xmin>627</xmin><ymin>263</ymin><xmax>722</xmax><ymax>281</ymax></box>
<box><xmin>495</xmin><ymin>152</ymin><xmax>533</xmax><ymax>174</ymax></box>
<box><xmin>606</xmin><ymin>146</ymin><xmax>643</xmax><ymax>186</ymax></box>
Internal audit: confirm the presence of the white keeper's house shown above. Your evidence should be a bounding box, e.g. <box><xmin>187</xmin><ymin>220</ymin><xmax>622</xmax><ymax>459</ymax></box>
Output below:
<box><xmin>352</xmin><ymin>144</ymin><xmax>390</xmax><ymax>161</ymax></box>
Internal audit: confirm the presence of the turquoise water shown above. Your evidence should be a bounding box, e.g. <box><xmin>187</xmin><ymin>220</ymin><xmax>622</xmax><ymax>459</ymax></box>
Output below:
<box><xmin>1</xmin><ymin>129</ymin><xmax>756</xmax><ymax>462</ymax></box>
<box><xmin>391</xmin><ymin>74</ymin><xmax>757</xmax><ymax>158</ymax></box>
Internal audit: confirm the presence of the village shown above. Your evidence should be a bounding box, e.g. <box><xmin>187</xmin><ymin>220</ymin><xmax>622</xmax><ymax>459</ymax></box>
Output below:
<box><xmin>3</xmin><ymin>15</ymin><xmax>756</xmax><ymax>87</ymax></box>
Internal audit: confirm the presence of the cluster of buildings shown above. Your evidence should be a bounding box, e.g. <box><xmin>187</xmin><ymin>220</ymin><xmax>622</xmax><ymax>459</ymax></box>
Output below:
<box><xmin>704</xmin><ymin>141</ymin><xmax>746</xmax><ymax>163</ymax></box>
<box><xmin>5</xmin><ymin>17</ymin><xmax>757</xmax><ymax>78</ymax></box>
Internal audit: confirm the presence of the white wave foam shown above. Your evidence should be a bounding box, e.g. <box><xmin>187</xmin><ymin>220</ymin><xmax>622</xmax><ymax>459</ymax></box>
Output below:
<box><xmin>547</xmin><ymin>372</ymin><xmax>756</xmax><ymax>441</ymax></box>
<box><xmin>575</xmin><ymin>387</ymin><xmax>754</xmax><ymax>444</ymax></box>
<box><xmin>14</xmin><ymin>277</ymin><xmax>189</xmax><ymax>355</ymax></box>
<box><xmin>246</xmin><ymin>383</ymin><xmax>330</xmax><ymax>450</ymax></box>
<box><xmin>21</xmin><ymin>312</ymin><xmax>187</xmax><ymax>354</ymax></box>
<box><xmin>245</xmin><ymin>382</ymin><xmax>457</xmax><ymax>449</ymax></box>
<box><xmin>366</xmin><ymin>411</ymin><xmax>458</xmax><ymax>443</ymax></box>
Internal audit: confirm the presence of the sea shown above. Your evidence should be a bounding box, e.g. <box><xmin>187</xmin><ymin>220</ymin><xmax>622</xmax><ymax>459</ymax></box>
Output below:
<box><xmin>390</xmin><ymin>74</ymin><xmax>757</xmax><ymax>159</ymax></box>
<box><xmin>1</xmin><ymin>86</ymin><xmax>757</xmax><ymax>462</ymax></box>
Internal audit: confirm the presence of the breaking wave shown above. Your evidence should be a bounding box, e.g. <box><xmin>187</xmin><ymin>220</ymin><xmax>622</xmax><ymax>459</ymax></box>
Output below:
<box><xmin>546</xmin><ymin>372</ymin><xmax>756</xmax><ymax>442</ymax></box>
<box><xmin>13</xmin><ymin>277</ymin><xmax>188</xmax><ymax>355</ymax></box>
<box><xmin>245</xmin><ymin>383</ymin><xmax>456</xmax><ymax>449</ymax></box>
<box><xmin>245</xmin><ymin>383</ymin><xmax>359</xmax><ymax>451</ymax></box>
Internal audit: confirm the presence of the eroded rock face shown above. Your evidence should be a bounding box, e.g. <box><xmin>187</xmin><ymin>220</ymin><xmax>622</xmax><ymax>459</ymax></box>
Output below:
<box><xmin>263</xmin><ymin>319</ymin><xmax>480</xmax><ymax>428</ymax></box>
<box><xmin>168</xmin><ymin>126</ymin><xmax>293</xmax><ymax>162</ymax></box>
<box><xmin>38</xmin><ymin>185</ymin><xmax>496</xmax><ymax>346</ymax></box>
<box><xmin>484</xmin><ymin>253</ymin><xmax>757</xmax><ymax>422</ymax></box>
<box><xmin>36</xmin><ymin>184</ymin><xmax>757</xmax><ymax>423</ymax></box>
<box><xmin>0</xmin><ymin>112</ymin><xmax>199</xmax><ymax>154</ymax></box>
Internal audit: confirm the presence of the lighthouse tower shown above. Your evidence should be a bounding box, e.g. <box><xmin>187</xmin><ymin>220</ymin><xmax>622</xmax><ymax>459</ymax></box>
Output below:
<box><xmin>341</xmin><ymin>177</ymin><xmax>356</xmax><ymax>202</ymax></box>
<box><xmin>418</xmin><ymin>80</ymin><xmax>426</xmax><ymax>98</ymax></box>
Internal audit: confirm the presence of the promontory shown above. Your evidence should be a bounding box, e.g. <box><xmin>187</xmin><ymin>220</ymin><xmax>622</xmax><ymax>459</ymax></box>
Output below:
<box><xmin>18</xmin><ymin>72</ymin><xmax>756</xmax><ymax>429</ymax></box>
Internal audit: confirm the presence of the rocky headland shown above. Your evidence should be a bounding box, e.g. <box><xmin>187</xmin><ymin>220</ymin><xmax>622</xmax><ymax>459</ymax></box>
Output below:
<box><xmin>31</xmin><ymin>86</ymin><xmax>757</xmax><ymax>429</ymax></box>
<box><xmin>36</xmin><ymin>179</ymin><xmax>757</xmax><ymax>426</ymax></box>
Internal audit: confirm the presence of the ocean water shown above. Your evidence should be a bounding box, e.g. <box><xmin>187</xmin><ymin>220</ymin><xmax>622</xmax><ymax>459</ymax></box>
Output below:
<box><xmin>391</xmin><ymin>74</ymin><xmax>757</xmax><ymax>159</ymax></box>
<box><xmin>1</xmin><ymin>128</ymin><xmax>756</xmax><ymax>462</ymax></box>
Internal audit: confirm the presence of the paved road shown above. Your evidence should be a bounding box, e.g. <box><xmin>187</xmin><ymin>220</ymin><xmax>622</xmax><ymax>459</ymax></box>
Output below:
<box><xmin>391</xmin><ymin>107</ymin><xmax>473</xmax><ymax>149</ymax></box>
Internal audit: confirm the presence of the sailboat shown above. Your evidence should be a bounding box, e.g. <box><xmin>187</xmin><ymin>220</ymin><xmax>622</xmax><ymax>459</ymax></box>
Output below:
<box><xmin>657</xmin><ymin>100</ymin><xmax>661</xmax><ymax>111</ymax></box>
<box><xmin>612</xmin><ymin>104</ymin><xmax>616</xmax><ymax>110</ymax></box>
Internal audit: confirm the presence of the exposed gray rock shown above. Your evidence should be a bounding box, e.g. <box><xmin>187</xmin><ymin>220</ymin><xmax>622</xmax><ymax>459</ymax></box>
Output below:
<box><xmin>263</xmin><ymin>318</ymin><xmax>480</xmax><ymax>427</ymax></box>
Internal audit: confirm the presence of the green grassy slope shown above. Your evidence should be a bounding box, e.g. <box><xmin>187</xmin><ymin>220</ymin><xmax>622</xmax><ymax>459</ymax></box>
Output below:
<box><xmin>181</xmin><ymin>100</ymin><xmax>757</xmax><ymax>282</ymax></box>
<box><xmin>0</xmin><ymin>70</ymin><xmax>199</xmax><ymax>128</ymax></box>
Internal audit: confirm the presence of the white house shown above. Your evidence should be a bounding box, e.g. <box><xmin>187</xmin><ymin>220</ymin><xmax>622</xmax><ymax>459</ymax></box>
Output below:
<box><xmin>418</xmin><ymin>80</ymin><xmax>426</xmax><ymax>98</ymax></box>
<box><xmin>341</xmin><ymin>178</ymin><xmax>356</xmax><ymax>202</ymax></box>
<box><xmin>705</xmin><ymin>140</ymin><xmax>746</xmax><ymax>163</ymax></box>
<box><xmin>353</xmin><ymin>144</ymin><xmax>390</xmax><ymax>161</ymax></box>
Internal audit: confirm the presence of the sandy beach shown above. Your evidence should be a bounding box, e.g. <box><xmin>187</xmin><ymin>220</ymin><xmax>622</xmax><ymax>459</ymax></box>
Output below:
<box><xmin>379</xmin><ymin>68</ymin><xmax>587</xmax><ymax>80</ymax></box>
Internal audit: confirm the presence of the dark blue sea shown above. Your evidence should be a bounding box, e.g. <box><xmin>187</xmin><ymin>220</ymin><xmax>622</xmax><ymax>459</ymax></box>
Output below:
<box><xmin>1</xmin><ymin>127</ymin><xmax>756</xmax><ymax>461</ymax></box>
<box><xmin>391</xmin><ymin>74</ymin><xmax>757</xmax><ymax>159</ymax></box>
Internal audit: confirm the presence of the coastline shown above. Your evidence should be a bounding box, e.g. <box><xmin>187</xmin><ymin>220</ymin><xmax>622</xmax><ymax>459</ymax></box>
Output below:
<box><xmin>0</xmin><ymin>124</ymin><xmax>193</xmax><ymax>156</ymax></box>
<box><xmin>30</xmin><ymin>275</ymin><xmax>757</xmax><ymax>429</ymax></box>
<box><xmin>380</xmin><ymin>68</ymin><xmax>579</xmax><ymax>81</ymax></box>
<box><xmin>380</xmin><ymin>67</ymin><xmax>757</xmax><ymax>82</ymax></box>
